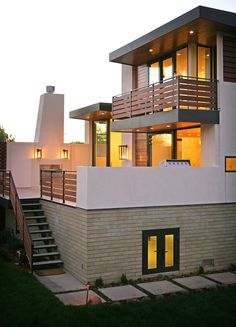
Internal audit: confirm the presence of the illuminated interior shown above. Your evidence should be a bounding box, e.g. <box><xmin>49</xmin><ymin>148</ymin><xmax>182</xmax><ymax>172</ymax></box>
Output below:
<box><xmin>225</xmin><ymin>157</ymin><xmax>236</xmax><ymax>172</ymax></box>
<box><xmin>110</xmin><ymin>128</ymin><xmax>122</xmax><ymax>167</ymax></box>
<box><xmin>148</xmin><ymin>235</ymin><xmax>157</xmax><ymax>269</ymax></box>
<box><xmin>150</xmin><ymin>133</ymin><xmax>172</xmax><ymax>166</ymax></box>
<box><xmin>163</xmin><ymin>57</ymin><xmax>173</xmax><ymax>80</ymax></box>
<box><xmin>149</xmin><ymin>62</ymin><xmax>160</xmax><ymax>84</ymax></box>
<box><xmin>149</xmin><ymin>127</ymin><xmax>201</xmax><ymax>167</ymax></box>
<box><xmin>198</xmin><ymin>47</ymin><xmax>211</xmax><ymax>79</ymax></box>
<box><xmin>94</xmin><ymin>121</ymin><xmax>107</xmax><ymax>167</ymax></box>
<box><xmin>177</xmin><ymin>128</ymin><xmax>201</xmax><ymax>167</ymax></box>
<box><xmin>165</xmin><ymin>234</ymin><xmax>174</xmax><ymax>267</ymax></box>
<box><xmin>176</xmin><ymin>47</ymin><xmax>188</xmax><ymax>76</ymax></box>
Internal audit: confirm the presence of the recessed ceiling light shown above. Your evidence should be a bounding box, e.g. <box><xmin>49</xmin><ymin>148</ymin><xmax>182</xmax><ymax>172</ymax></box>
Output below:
<box><xmin>136</xmin><ymin>129</ymin><xmax>140</xmax><ymax>132</ymax></box>
<box><xmin>189</xmin><ymin>30</ymin><xmax>194</xmax><ymax>35</ymax></box>
<box><xmin>150</xmin><ymin>127</ymin><xmax>154</xmax><ymax>130</ymax></box>
<box><xmin>149</xmin><ymin>48</ymin><xmax>154</xmax><ymax>53</ymax></box>
<box><xmin>177</xmin><ymin>53</ymin><xmax>181</xmax><ymax>56</ymax></box>
<box><xmin>166</xmin><ymin>125</ymin><xmax>170</xmax><ymax>128</ymax></box>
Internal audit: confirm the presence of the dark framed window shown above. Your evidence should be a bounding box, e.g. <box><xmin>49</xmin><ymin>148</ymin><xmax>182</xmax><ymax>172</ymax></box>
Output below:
<box><xmin>142</xmin><ymin>228</ymin><xmax>179</xmax><ymax>275</ymax></box>
<box><xmin>225</xmin><ymin>156</ymin><xmax>236</xmax><ymax>172</ymax></box>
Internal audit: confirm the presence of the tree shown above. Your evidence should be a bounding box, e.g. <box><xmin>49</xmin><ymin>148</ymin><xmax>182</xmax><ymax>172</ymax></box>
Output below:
<box><xmin>0</xmin><ymin>126</ymin><xmax>15</xmax><ymax>142</ymax></box>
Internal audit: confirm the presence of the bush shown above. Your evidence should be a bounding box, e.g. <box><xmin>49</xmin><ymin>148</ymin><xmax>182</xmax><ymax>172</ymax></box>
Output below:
<box><xmin>94</xmin><ymin>277</ymin><xmax>104</xmax><ymax>288</ymax></box>
<box><xmin>120</xmin><ymin>273</ymin><xmax>128</xmax><ymax>285</ymax></box>
<box><xmin>198</xmin><ymin>265</ymin><xmax>204</xmax><ymax>274</ymax></box>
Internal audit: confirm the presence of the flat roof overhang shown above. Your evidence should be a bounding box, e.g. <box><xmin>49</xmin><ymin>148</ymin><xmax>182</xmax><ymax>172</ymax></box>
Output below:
<box><xmin>111</xmin><ymin>109</ymin><xmax>219</xmax><ymax>133</ymax></box>
<box><xmin>109</xmin><ymin>6</ymin><xmax>236</xmax><ymax>66</ymax></box>
<box><xmin>69</xmin><ymin>102</ymin><xmax>112</xmax><ymax>121</ymax></box>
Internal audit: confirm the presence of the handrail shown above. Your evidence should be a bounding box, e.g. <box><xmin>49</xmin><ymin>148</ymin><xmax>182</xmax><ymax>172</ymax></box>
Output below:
<box><xmin>0</xmin><ymin>170</ymin><xmax>33</xmax><ymax>271</ymax></box>
<box><xmin>40</xmin><ymin>170</ymin><xmax>77</xmax><ymax>204</ymax></box>
<box><xmin>112</xmin><ymin>75</ymin><xmax>218</xmax><ymax>120</ymax></box>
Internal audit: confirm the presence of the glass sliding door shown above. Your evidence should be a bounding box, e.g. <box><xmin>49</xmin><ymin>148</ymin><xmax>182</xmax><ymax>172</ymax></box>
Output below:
<box><xmin>149</xmin><ymin>132</ymin><xmax>173</xmax><ymax>167</ymax></box>
<box><xmin>149</xmin><ymin>61</ymin><xmax>160</xmax><ymax>84</ymax></box>
<box><xmin>176</xmin><ymin>47</ymin><xmax>188</xmax><ymax>77</ymax></box>
<box><xmin>176</xmin><ymin>128</ymin><xmax>201</xmax><ymax>167</ymax></box>
<box><xmin>163</xmin><ymin>57</ymin><xmax>173</xmax><ymax>80</ymax></box>
<box><xmin>93</xmin><ymin>121</ymin><xmax>108</xmax><ymax>167</ymax></box>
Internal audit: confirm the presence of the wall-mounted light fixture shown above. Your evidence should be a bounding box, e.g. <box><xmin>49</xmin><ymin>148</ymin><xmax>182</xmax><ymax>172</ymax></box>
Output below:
<box><xmin>61</xmin><ymin>149</ymin><xmax>69</xmax><ymax>159</ymax></box>
<box><xmin>35</xmin><ymin>148</ymin><xmax>42</xmax><ymax>159</ymax></box>
<box><xmin>119</xmin><ymin>145</ymin><xmax>128</xmax><ymax>160</ymax></box>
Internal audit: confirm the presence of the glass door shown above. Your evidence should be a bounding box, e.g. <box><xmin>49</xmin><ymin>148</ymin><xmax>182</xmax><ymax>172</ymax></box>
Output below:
<box><xmin>143</xmin><ymin>228</ymin><xmax>179</xmax><ymax>274</ymax></box>
<box><xmin>93</xmin><ymin>121</ymin><xmax>108</xmax><ymax>167</ymax></box>
<box><xmin>148</xmin><ymin>132</ymin><xmax>173</xmax><ymax>167</ymax></box>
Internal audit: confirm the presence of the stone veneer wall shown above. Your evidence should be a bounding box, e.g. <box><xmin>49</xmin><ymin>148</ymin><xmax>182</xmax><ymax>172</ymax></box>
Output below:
<box><xmin>41</xmin><ymin>200</ymin><xmax>236</xmax><ymax>284</ymax></box>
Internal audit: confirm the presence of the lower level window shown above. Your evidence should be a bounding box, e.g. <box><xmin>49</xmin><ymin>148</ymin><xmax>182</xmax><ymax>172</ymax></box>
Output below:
<box><xmin>142</xmin><ymin>228</ymin><xmax>179</xmax><ymax>274</ymax></box>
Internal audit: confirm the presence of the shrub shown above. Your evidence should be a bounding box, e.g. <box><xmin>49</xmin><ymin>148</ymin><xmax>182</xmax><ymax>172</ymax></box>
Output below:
<box><xmin>94</xmin><ymin>277</ymin><xmax>104</xmax><ymax>288</ymax></box>
<box><xmin>120</xmin><ymin>273</ymin><xmax>128</xmax><ymax>285</ymax></box>
<box><xmin>198</xmin><ymin>265</ymin><xmax>204</xmax><ymax>274</ymax></box>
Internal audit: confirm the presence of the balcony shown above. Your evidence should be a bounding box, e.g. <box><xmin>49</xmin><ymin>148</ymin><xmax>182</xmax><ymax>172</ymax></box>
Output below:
<box><xmin>112</xmin><ymin>76</ymin><xmax>219</xmax><ymax>132</ymax></box>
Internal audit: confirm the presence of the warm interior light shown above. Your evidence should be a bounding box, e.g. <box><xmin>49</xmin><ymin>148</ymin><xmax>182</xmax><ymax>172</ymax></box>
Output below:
<box><xmin>189</xmin><ymin>30</ymin><xmax>194</xmax><ymax>34</ymax></box>
<box><xmin>61</xmin><ymin>149</ymin><xmax>69</xmax><ymax>159</ymax></box>
<box><xmin>35</xmin><ymin>148</ymin><xmax>42</xmax><ymax>159</ymax></box>
<box><xmin>119</xmin><ymin>145</ymin><xmax>128</xmax><ymax>160</ymax></box>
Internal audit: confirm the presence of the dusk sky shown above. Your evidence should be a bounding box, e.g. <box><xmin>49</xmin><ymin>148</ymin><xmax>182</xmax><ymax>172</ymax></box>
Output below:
<box><xmin>1</xmin><ymin>0</ymin><xmax>236</xmax><ymax>142</ymax></box>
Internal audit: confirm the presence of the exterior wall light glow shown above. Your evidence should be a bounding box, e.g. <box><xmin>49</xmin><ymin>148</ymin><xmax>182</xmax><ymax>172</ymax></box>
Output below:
<box><xmin>61</xmin><ymin>149</ymin><xmax>69</xmax><ymax>159</ymax></box>
<box><xmin>35</xmin><ymin>148</ymin><xmax>42</xmax><ymax>159</ymax></box>
<box><xmin>119</xmin><ymin>145</ymin><xmax>128</xmax><ymax>160</ymax></box>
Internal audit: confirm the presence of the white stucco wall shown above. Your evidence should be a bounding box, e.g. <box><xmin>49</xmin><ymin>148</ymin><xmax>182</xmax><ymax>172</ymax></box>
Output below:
<box><xmin>76</xmin><ymin>166</ymin><xmax>232</xmax><ymax>210</ymax></box>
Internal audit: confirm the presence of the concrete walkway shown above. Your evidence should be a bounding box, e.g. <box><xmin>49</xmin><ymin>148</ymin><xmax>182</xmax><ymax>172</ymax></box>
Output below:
<box><xmin>36</xmin><ymin>271</ymin><xmax>236</xmax><ymax>306</ymax></box>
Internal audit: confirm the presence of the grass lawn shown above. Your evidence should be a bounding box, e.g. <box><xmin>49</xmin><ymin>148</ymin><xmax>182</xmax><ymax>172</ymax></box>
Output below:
<box><xmin>1</xmin><ymin>259</ymin><xmax>236</xmax><ymax>327</ymax></box>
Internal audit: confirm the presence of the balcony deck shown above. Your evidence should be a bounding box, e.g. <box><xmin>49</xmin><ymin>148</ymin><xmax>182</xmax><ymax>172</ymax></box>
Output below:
<box><xmin>112</xmin><ymin>76</ymin><xmax>219</xmax><ymax>132</ymax></box>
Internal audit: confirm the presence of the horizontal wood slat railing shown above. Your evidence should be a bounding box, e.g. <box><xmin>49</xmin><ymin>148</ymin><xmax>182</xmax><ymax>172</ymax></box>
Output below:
<box><xmin>0</xmin><ymin>170</ymin><xmax>33</xmax><ymax>271</ymax></box>
<box><xmin>112</xmin><ymin>76</ymin><xmax>218</xmax><ymax>120</ymax></box>
<box><xmin>40</xmin><ymin>170</ymin><xmax>77</xmax><ymax>204</ymax></box>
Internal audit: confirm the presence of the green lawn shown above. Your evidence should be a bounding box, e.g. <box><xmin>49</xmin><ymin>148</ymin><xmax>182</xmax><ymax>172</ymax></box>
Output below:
<box><xmin>1</xmin><ymin>259</ymin><xmax>236</xmax><ymax>327</ymax></box>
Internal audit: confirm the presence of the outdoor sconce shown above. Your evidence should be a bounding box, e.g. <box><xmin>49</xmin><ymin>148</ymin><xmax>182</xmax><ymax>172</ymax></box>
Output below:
<box><xmin>119</xmin><ymin>145</ymin><xmax>128</xmax><ymax>160</ymax></box>
<box><xmin>61</xmin><ymin>149</ymin><xmax>69</xmax><ymax>159</ymax></box>
<box><xmin>35</xmin><ymin>148</ymin><xmax>42</xmax><ymax>159</ymax></box>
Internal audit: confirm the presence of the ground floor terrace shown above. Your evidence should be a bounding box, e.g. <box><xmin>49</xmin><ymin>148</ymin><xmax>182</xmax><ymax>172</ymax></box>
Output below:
<box><xmin>1</xmin><ymin>166</ymin><xmax>236</xmax><ymax>283</ymax></box>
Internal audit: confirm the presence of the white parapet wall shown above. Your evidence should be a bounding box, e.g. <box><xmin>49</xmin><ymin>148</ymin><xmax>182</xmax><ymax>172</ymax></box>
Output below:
<box><xmin>76</xmin><ymin>166</ymin><xmax>236</xmax><ymax>210</ymax></box>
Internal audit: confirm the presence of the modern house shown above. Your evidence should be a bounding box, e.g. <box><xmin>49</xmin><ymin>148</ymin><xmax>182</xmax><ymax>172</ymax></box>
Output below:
<box><xmin>0</xmin><ymin>6</ymin><xmax>236</xmax><ymax>283</ymax></box>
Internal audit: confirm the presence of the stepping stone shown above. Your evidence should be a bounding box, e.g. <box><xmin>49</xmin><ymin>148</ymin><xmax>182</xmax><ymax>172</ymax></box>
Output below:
<box><xmin>99</xmin><ymin>285</ymin><xmax>147</xmax><ymax>301</ymax></box>
<box><xmin>174</xmin><ymin>276</ymin><xmax>217</xmax><ymax>290</ymax></box>
<box><xmin>205</xmin><ymin>272</ymin><xmax>236</xmax><ymax>285</ymax></box>
<box><xmin>56</xmin><ymin>290</ymin><xmax>105</xmax><ymax>306</ymax></box>
<box><xmin>36</xmin><ymin>272</ymin><xmax>86</xmax><ymax>293</ymax></box>
<box><xmin>138</xmin><ymin>280</ymin><xmax>186</xmax><ymax>295</ymax></box>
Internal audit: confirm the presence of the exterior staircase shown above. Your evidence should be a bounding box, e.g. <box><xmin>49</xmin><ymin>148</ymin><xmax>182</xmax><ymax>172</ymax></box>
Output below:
<box><xmin>21</xmin><ymin>198</ymin><xmax>63</xmax><ymax>270</ymax></box>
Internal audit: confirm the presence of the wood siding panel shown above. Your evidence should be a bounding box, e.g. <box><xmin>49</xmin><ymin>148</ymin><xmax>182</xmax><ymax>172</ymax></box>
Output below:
<box><xmin>137</xmin><ymin>65</ymin><xmax>148</xmax><ymax>88</ymax></box>
<box><xmin>224</xmin><ymin>36</ymin><xmax>236</xmax><ymax>83</ymax></box>
<box><xmin>135</xmin><ymin>133</ymin><xmax>148</xmax><ymax>166</ymax></box>
<box><xmin>135</xmin><ymin>65</ymin><xmax>148</xmax><ymax>167</ymax></box>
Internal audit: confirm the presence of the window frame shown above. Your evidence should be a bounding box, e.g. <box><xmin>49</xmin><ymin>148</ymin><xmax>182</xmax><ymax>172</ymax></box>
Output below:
<box><xmin>142</xmin><ymin>228</ymin><xmax>180</xmax><ymax>275</ymax></box>
<box><xmin>225</xmin><ymin>156</ymin><xmax>236</xmax><ymax>172</ymax></box>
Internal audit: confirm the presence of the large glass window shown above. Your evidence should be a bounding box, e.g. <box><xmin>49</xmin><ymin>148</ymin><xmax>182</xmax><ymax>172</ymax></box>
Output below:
<box><xmin>143</xmin><ymin>228</ymin><xmax>179</xmax><ymax>274</ymax></box>
<box><xmin>149</xmin><ymin>61</ymin><xmax>160</xmax><ymax>84</ymax></box>
<box><xmin>110</xmin><ymin>128</ymin><xmax>122</xmax><ymax>167</ymax></box>
<box><xmin>163</xmin><ymin>57</ymin><xmax>173</xmax><ymax>80</ymax></box>
<box><xmin>177</xmin><ymin>128</ymin><xmax>201</xmax><ymax>167</ymax></box>
<box><xmin>225</xmin><ymin>157</ymin><xmax>236</xmax><ymax>172</ymax></box>
<box><xmin>149</xmin><ymin>133</ymin><xmax>173</xmax><ymax>166</ymax></box>
<box><xmin>93</xmin><ymin>121</ymin><xmax>107</xmax><ymax>167</ymax></box>
<box><xmin>176</xmin><ymin>48</ymin><xmax>188</xmax><ymax>77</ymax></box>
<box><xmin>198</xmin><ymin>47</ymin><xmax>211</xmax><ymax>79</ymax></box>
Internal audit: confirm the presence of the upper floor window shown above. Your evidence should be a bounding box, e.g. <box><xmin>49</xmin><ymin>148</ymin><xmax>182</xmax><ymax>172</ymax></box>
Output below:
<box><xmin>198</xmin><ymin>46</ymin><xmax>211</xmax><ymax>79</ymax></box>
<box><xmin>225</xmin><ymin>157</ymin><xmax>236</xmax><ymax>172</ymax></box>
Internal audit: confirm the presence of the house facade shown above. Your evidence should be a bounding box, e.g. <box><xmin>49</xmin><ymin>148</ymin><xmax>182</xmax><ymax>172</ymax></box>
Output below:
<box><xmin>1</xmin><ymin>6</ymin><xmax>236</xmax><ymax>283</ymax></box>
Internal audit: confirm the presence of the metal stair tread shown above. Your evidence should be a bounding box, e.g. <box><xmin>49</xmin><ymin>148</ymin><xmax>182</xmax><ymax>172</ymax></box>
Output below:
<box><xmin>33</xmin><ymin>251</ymin><xmax>59</xmax><ymax>258</ymax></box>
<box><xmin>25</xmin><ymin>215</ymin><xmax>46</xmax><ymax>219</ymax></box>
<box><xmin>28</xmin><ymin>222</ymin><xmax>49</xmax><ymax>227</ymax></box>
<box><xmin>33</xmin><ymin>260</ymin><xmax>63</xmax><ymax>266</ymax></box>
<box><xmin>32</xmin><ymin>236</ymin><xmax>54</xmax><ymax>242</ymax></box>
<box><xmin>30</xmin><ymin>229</ymin><xmax>51</xmax><ymax>234</ymax></box>
<box><xmin>34</xmin><ymin>244</ymin><xmax>57</xmax><ymax>249</ymax></box>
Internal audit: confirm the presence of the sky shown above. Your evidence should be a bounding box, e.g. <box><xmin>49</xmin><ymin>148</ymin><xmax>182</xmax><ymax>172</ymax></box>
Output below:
<box><xmin>1</xmin><ymin>0</ymin><xmax>236</xmax><ymax>143</ymax></box>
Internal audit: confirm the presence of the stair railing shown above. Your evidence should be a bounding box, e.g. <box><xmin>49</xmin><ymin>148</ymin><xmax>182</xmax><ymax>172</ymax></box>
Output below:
<box><xmin>0</xmin><ymin>170</ymin><xmax>33</xmax><ymax>271</ymax></box>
